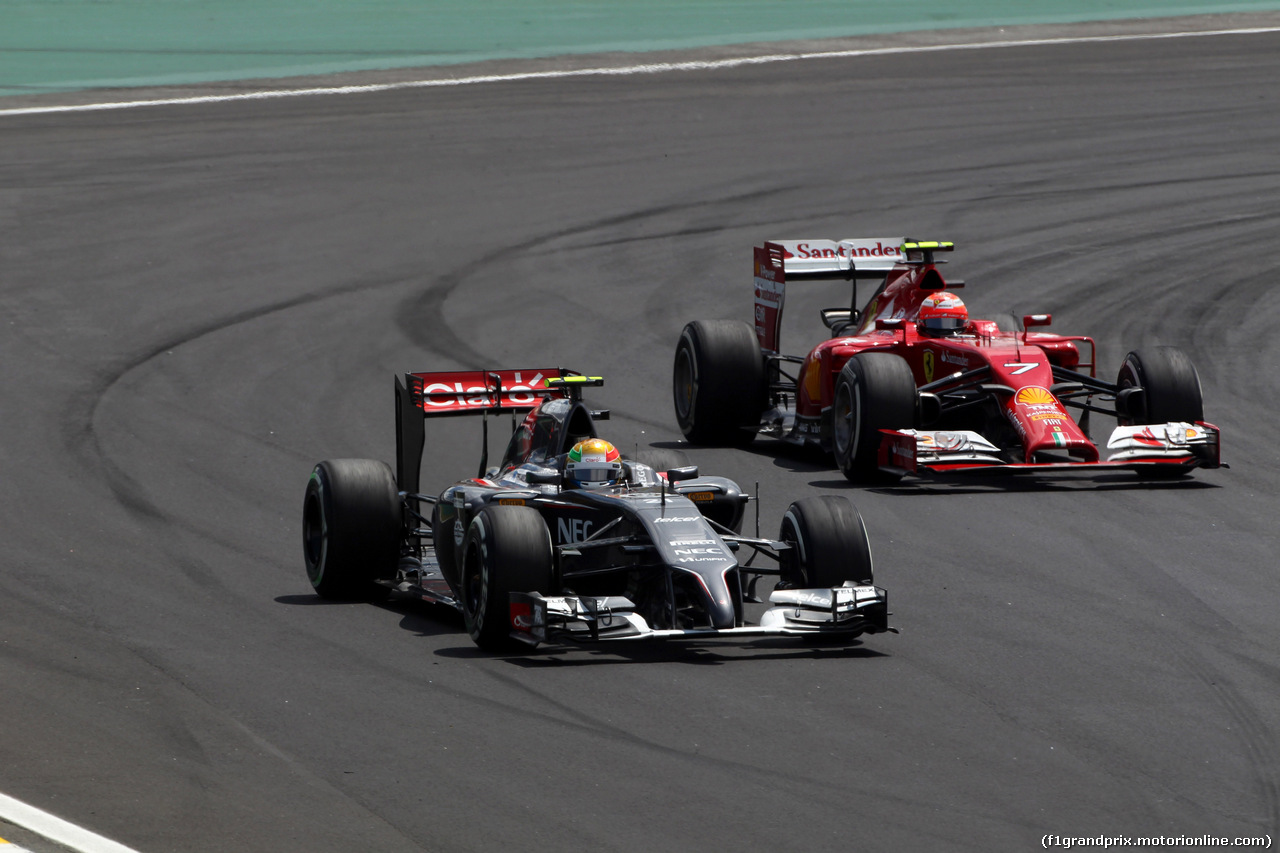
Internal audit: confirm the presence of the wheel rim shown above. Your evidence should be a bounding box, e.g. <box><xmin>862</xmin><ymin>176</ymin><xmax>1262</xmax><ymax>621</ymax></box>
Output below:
<box><xmin>779</xmin><ymin>514</ymin><xmax>805</xmax><ymax>586</ymax></box>
<box><xmin>674</xmin><ymin>347</ymin><xmax>696</xmax><ymax>421</ymax></box>
<box><xmin>833</xmin><ymin>381</ymin><xmax>855</xmax><ymax>458</ymax></box>
<box><xmin>462</xmin><ymin>555</ymin><xmax>485</xmax><ymax>631</ymax></box>
<box><xmin>302</xmin><ymin>491</ymin><xmax>326</xmax><ymax>582</ymax></box>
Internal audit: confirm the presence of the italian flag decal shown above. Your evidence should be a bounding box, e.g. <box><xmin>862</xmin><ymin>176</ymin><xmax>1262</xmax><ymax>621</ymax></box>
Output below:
<box><xmin>1052</xmin><ymin>431</ymin><xmax>1067</xmax><ymax>447</ymax></box>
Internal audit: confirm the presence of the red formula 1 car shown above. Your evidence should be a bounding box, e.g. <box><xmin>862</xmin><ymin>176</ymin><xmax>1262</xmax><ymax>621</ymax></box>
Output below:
<box><xmin>673</xmin><ymin>238</ymin><xmax>1222</xmax><ymax>482</ymax></box>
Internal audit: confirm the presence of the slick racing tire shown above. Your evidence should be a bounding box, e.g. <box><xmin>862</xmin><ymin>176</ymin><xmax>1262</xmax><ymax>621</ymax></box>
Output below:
<box><xmin>1116</xmin><ymin>347</ymin><xmax>1204</xmax><ymax>425</ymax></box>
<box><xmin>779</xmin><ymin>496</ymin><xmax>874</xmax><ymax>589</ymax></box>
<box><xmin>673</xmin><ymin>320</ymin><xmax>765</xmax><ymax>446</ymax></box>
<box><xmin>461</xmin><ymin>505</ymin><xmax>554</xmax><ymax>653</ymax></box>
<box><xmin>303</xmin><ymin>459</ymin><xmax>401</xmax><ymax>600</ymax></box>
<box><xmin>831</xmin><ymin>352</ymin><xmax>916</xmax><ymax>483</ymax></box>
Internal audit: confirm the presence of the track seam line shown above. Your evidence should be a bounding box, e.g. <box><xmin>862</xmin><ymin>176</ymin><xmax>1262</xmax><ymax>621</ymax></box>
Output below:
<box><xmin>2</xmin><ymin>25</ymin><xmax>1279</xmax><ymax>117</ymax></box>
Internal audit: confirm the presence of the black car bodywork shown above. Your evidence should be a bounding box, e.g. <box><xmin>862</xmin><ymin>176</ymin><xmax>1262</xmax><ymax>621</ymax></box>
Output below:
<box><xmin>303</xmin><ymin>369</ymin><xmax>893</xmax><ymax>652</ymax></box>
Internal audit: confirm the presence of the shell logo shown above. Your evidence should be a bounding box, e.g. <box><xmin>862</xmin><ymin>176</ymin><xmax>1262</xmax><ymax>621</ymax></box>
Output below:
<box><xmin>1015</xmin><ymin>386</ymin><xmax>1056</xmax><ymax>405</ymax></box>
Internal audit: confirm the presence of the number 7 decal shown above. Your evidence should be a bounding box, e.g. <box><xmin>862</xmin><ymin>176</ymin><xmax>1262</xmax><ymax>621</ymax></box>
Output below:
<box><xmin>1003</xmin><ymin>362</ymin><xmax>1039</xmax><ymax>375</ymax></box>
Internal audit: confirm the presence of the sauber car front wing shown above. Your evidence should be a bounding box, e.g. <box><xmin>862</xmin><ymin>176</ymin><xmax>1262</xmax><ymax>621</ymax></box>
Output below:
<box><xmin>878</xmin><ymin>422</ymin><xmax>1222</xmax><ymax>476</ymax></box>
<box><xmin>508</xmin><ymin>583</ymin><xmax>893</xmax><ymax>648</ymax></box>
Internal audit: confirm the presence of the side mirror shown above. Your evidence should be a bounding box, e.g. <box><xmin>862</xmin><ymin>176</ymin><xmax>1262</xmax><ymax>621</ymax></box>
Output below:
<box><xmin>1022</xmin><ymin>313</ymin><xmax>1052</xmax><ymax>329</ymax></box>
<box><xmin>666</xmin><ymin>465</ymin><xmax>699</xmax><ymax>483</ymax></box>
<box><xmin>875</xmin><ymin>317</ymin><xmax>905</xmax><ymax>331</ymax></box>
<box><xmin>526</xmin><ymin>470</ymin><xmax>562</xmax><ymax>486</ymax></box>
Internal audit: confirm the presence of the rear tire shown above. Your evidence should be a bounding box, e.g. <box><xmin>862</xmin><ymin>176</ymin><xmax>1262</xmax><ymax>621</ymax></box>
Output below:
<box><xmin>673</xmin><ymin>320</ymin><xmax>766</xmax><ymax>446</ymax></box>
<box><xmin>831</xmin><ymin>352</ymin><xmax>917</xmax><ymax>483</ymax></box>
<box><xmin>460</xmin><ymin>505</ymin><xmax>554</xmax><ymax>653</ymax></box>
<box><xmin>1116</xmin><ymin>347</ymin><xmax>1204</xmax><ymax>425</ymax></box>
<box><xmin>779</xmin><ymin>496</ymin><xmax>874</xmax><ymax>588</ymax></box>
<box><xmin>302</xmin><ymin>459</ymin><xmax>401</xmax><ymax>600</ymax></box>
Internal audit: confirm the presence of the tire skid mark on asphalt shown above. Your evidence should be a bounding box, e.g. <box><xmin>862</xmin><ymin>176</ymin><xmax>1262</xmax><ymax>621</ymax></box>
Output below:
<box><xmin>465</xmin><ymin>654</ymin><xmax>1026</xmax><ymax>826</ymax></box>
<box><xmin>1062</xmin><ymin>545</ymin><xmax>1274</xmax><ymax>825</ymax></box>
<box><xmin>393</xmin><ymin>184</ymin><xmax>785</xmax><ymax>369</ymax></box>
<box><xmin>64</xmin><ymin>274</ymin><xmax>419</xmax><ymax>584</ymax></box>
<box><xmin>1165</xmin><ymin>643</ymin><xmax>1280</xmax><ymax>832</ymax></box>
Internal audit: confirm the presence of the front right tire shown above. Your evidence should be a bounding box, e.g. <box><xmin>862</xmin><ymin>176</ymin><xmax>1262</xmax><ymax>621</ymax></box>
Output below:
<box><xmin>460</xmin><ymin>505</ymin><xmax>554</xmax><ymax>653</ymax></box>
<box><xmin>779</xmin><ymin>496</ymin><xmax>874</xmax><ymax>588</ymax></box>
<box><xmin>831</xmin><ymin>352</ymin><xmax>917</xmax><ymax>483</ymax></box>
<box><xmin>1116</xmin><ymin>346</ymin><xmax>1204</xmax><ymax>425</ymax></box>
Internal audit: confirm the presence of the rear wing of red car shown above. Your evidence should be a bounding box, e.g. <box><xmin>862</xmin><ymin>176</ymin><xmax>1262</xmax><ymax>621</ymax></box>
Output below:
<box><xmin>754</xmin><ymin>238</ymin><xmax>953</xmax><ymax>352</ymax></box>
<box><xmin>394</xmin><ymin>368</ymin><xmax>598</xmax><ymax>493</ymax></box>
<box><xmin>770</xmin><ymin>238</ymin><xmax>908</xmax><ymax>278</ymax></box>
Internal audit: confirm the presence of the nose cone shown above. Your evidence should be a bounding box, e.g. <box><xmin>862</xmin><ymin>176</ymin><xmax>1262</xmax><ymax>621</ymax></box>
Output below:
<box><xmin>1006</xmin><ymin>386</ymin><xmax>1098</xmax><ymax>462</ymax></box>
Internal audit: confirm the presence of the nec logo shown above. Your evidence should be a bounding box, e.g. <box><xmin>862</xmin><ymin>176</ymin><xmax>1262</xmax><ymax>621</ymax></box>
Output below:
<box><xmin>556</xmin><ymin>517</ymin><xmax>593</xmax><ymax>543</ymax></box>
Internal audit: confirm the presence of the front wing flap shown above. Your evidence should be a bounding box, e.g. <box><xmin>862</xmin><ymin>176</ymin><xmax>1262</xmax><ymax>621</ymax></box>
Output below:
<box><xmin>509</xmin><ymin>584</ymin><xmax>893</xmax><ymax>647</ymax></box>
<box><xmin>879</xmin><ymin>423</ymin><xmax>1222</xmax><ymax>476</ymax></box>
<box><xmin>1105</xmin><ymin>422</ymin><xmax>1221</xmax><ymax>468</ymax></box>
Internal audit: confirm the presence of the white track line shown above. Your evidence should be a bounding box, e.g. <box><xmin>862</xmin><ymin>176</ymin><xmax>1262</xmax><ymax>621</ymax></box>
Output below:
<box><xmin>0</xmin><ymin>792</ymin><xmax>143</xmax><ymax>853</ymax></box>
<box><xmin>0</xmin><ymin>838</ymin><xmax>37</xmax><ymax>853</ymax></box>
<box><xmin>2</xmin><ymin>24</ymin><xmax>1279</xmax><ymax>117</ymax></box>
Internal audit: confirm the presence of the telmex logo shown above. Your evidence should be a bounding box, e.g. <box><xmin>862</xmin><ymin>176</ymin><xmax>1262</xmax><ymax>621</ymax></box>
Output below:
<box><xmin>785</xmin><ymin>241</ymin><xmax>900</xmax><ymax>259</ymax></box>
<box><xmin>1015</xmin><ymin>386</ymin><xmax>1056</xmax><ymax>406</ymax></box>
<box><xmin>422</xmin><ymin>372</ymin><xmax>544</xmax><ymax>408</ymax></box>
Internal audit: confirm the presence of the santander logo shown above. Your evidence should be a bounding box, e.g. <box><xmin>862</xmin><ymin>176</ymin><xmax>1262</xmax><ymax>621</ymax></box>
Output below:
<box><xmin>784</xmin><ymin>241</ymin><xmax>900</xmax><ymax>260</ymax></box>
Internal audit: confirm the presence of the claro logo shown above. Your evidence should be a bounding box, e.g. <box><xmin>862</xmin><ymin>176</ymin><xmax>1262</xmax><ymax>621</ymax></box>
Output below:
<box><xmin>421</xmin><ymin>372</ymin><xmax>545</xmax><ymax>408</ymax></box>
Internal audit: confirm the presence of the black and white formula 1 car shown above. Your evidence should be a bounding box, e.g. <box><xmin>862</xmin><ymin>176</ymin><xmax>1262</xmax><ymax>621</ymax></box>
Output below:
<box><xmin>302</xmin><ymin>369</ymin><xmax>894</xmax><ymax>652</ymax></box>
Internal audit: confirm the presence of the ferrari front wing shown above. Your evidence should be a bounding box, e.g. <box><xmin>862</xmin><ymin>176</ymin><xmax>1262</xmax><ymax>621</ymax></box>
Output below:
<box><xmin>878</xmin><ymin>422</ymin><xmax>1222</xmax><ymax>476</ymax></box>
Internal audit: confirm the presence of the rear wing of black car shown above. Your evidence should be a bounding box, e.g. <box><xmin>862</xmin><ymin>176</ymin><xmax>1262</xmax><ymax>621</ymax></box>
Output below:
<box><xmin>394</xmin><ymin>369</ymin><xmax>601</xmax><ymax>492</ymax></box>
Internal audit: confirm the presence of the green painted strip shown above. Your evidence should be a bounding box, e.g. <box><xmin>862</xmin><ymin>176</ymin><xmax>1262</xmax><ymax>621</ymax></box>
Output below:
<box><xmin>4</xmin><ymin>1</ymin><xmax>1280</xmax><ymax>97</ymax></box>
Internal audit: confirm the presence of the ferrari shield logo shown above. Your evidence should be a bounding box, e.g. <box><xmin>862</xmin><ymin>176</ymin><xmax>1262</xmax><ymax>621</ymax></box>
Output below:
<box><xmin>923</xmin><ymin>350</ymin><xmax>935</xmax><ymax>383</ymax></box>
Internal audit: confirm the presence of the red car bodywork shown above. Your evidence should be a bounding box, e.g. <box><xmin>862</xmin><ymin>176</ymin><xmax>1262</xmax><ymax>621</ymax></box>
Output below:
<box><xmin>676</xmin><ymin>238</ymin><xmax>1222</xmax><ymax>479</ymax></box>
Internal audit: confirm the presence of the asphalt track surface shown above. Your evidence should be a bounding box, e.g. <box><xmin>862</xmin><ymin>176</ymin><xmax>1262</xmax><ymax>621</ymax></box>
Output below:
<box><xmin>3</xmin><ymin>15</ymin><xmax>1280</xmax><ymax>853</ymax></box>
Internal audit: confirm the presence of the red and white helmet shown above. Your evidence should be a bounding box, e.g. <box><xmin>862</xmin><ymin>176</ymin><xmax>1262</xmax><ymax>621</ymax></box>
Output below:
<box><xmin>565</xmin><ymin>438</ymin><xmax>622</xmax><ymax>488</ymax></box>
<box><xmin>918</xmin><ymin>291</ymin><xmax>968</xmax><ymax>335</ymax></box>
